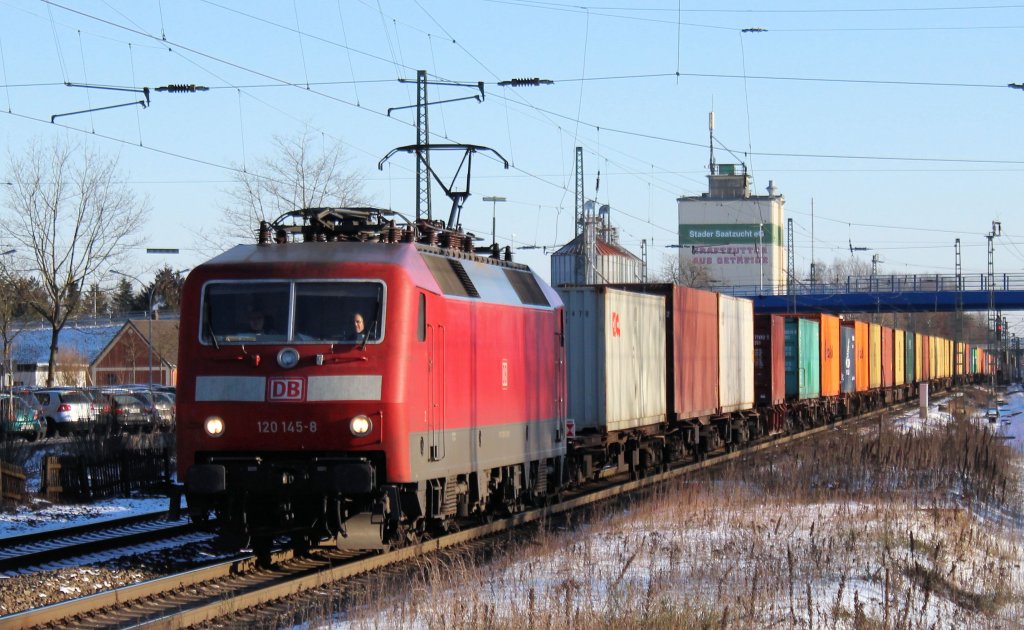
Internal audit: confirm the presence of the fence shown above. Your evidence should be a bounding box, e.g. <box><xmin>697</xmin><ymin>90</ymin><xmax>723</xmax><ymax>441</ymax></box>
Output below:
<box><xmin>42</xmin><ymin>449</ymin><xmax>172</xmax><ymax>502</ymax></box>
<box><xmin>0</xmin><ymin>461</ymin><xmax>26</xmax><ymax>503</ymax></box>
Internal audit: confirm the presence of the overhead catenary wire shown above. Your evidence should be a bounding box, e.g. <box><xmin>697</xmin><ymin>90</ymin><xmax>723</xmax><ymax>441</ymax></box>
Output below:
<box><xmin>24</xmin><ymin>0</ymin><xmax>1023</xmax><ymax>273</ymax></box>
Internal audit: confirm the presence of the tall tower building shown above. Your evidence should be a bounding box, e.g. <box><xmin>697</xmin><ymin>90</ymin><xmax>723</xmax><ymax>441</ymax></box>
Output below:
<box><xmin>676</xmin><ymin>114</ymin><xmax>787</xmax><ymax>292</ymax></box>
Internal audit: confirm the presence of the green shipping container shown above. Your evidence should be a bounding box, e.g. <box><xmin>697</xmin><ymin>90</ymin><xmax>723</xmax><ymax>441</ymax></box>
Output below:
<box><xmin>785</xmin><ymin>317</ymin><xmax>820</xmax><ymax>400</ymax></box>
<box><xmin>904</xmin><ymin>332</ymin><xmax>916</xmax><ymax>384</ymax></box>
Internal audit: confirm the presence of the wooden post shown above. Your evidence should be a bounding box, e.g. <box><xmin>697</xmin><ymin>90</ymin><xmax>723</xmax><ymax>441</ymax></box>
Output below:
<box><xmin>919</xmin><ymin>383</ymin><xmax>929</xmax><ymax>419</ymax></box>
<box><xmin>44</xmin><ymin>455</ymin><xmax>63</xmax><ymax>502</ymax></box>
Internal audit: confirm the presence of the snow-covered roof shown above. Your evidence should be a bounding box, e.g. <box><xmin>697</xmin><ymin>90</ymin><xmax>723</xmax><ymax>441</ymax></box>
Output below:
<box><xmin>2</xmin><ymin>324</ymin><xmax>121</xmax><ymax>364</ymax></box>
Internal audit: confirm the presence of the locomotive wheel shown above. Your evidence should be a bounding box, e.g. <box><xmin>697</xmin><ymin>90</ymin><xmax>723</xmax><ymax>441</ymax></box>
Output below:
<box><xmin>388</xmin><ymin>522</ymin><xmax>424</xmax><ymax>549</ymax></box>
<box><xmin>291</xmin><ymin>535</ymin><xmax>313</xmax><ymax>556</ymax></box>
<box><xmin>252</xmin><ymin>536</ymin><xmax>274</xmax><ymax>567</ymax></box>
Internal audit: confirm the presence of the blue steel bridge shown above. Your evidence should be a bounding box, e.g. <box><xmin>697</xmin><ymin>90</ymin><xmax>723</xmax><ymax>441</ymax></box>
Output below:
<box><xmin>723</xmin><ymin>273</ymin><xmax>1024</xmax><ymax>314</ymax></box>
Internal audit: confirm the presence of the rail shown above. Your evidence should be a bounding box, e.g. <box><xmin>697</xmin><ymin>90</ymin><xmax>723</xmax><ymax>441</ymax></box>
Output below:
<box><xmin>4</xmin><ymin>403</ymin><xmax>907</xmax><ymax>629</ymax></box>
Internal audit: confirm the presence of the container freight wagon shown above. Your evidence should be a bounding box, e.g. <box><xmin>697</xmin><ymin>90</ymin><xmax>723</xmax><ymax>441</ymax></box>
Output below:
<box><xmin>618</xmin><ymin>283</ymin><xmax>753</xmax><ymax>461</ymax></box>
<box><xmin>904</xmin><ymin>331</ymin><xmax>916</xmax><ymax>386</ymax></box>
<box><xmin>561</xmin><ymin>286</ymin><xmax>667</xmax><ymax>479</ymax></box>
<box><xmin>718</xmin><ymin>295</ymin><xmax>755</xmax><ymax>414</ymax></box>
<box><xmin>789</xmin><ymin>313</ymin><xmax>843</xmax><ymax>419</ymax></box>
<box><xmin>839</xmin><ymin>319</ymin><xmax>869</xmax><ymax>396</ymax></box>
<box><xmin>611</xmin><ymin>284</ymin><xmax>719</xmax><ymax>423</ymax></box>
<box><xmin>894</xmin><ymin>329</ymin><xmax>906</xmax><ymax>387</ymax></box>
<box><xmin>783</xmin><ymin>316</ymin><xmax>829</xmax><ymax>428</ymax></box>
<box><xmin>917</xmin><ymin>333</ymin><xmax>930</xmax><ymax>383</ymax></box>
<box><xmin>869</xmin><ymin>324</ymin><xmax>882</xmax><ymax>390</ymax></box>
<box><xmin>881</xmin><ymin>326</ymin><xmax>895</xmax><ymax>390</ymax></box>
<box><xmin>785</xmin><ymin>317</ymin><xmax>820</xmax><ymax>401</ymax></box>
<box><xmin>716</xmin><ymin>294</ymin><xmax>757</xmax><ymax>447</ymax></box>
<box><xmin>754</xmin><ymin>314</ymin><xmax>786</xmax><ymax>431</ymax></box>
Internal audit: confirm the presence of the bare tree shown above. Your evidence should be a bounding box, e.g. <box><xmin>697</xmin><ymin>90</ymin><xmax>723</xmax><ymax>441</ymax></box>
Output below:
<box><xmin>219</xmin><ymin>129</ymin><xmax>365</xmax><ymax>244</ymax></box>
<box><xmin>0</xmin><ymin>267</ymin><xmax>40</xmax><ymax>385</ymax></box>
<box><xmin>1</xmin><ymin>139</ymin><xmax>149</xmax><ymax>386</ymax></box>
<box><xmin>651</xmin><ymin>253</ymin><xmax>716</xmax><ymax>289</ymax></box>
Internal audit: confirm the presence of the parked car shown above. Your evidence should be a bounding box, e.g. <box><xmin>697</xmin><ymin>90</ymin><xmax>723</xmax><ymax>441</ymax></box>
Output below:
<box><xmin>0</xmin><ymin>392</ymin><xmax>45</xmax><ymax>441</ymax></box>
<box><xmin>130</xmin><ymin>389</ymin><xmax>176</xmax><ymax>431</ymax></box>
<box><xmin>80</xmin><ymin>387</ymin><xmax>112</xmax><ymax>433</ymax></box>
<box><xmin>100</xmin><ymin>391</ymin><xmax>155</xmax><ymax>434</ymax></box>
<box><xmin>33</xmin><ymin>389</ymin><xmax>95</xmax><ymax>437</ymax></box>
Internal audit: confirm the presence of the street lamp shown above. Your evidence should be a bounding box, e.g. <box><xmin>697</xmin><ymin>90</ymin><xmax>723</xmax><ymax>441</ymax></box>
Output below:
<box><xmin>482</xmin><ymin>196</ymin><xmax>506</xmax><ymax>245</ymax></box>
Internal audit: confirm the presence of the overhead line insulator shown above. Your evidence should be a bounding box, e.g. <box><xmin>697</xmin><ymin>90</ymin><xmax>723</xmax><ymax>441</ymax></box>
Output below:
<box><xmin>155</xmin><ymin>84</ymin><xmax>209</xmax><ymax>93</ymax></box>
<box><xmin>497</xmin><ymin>78</ymin><xmax>553</xmax><ymax>87</ymax></box>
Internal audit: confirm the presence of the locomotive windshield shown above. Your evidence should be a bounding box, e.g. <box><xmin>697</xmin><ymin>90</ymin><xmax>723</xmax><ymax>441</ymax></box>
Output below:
<box><xmin>200</xmin><ymin>280</ymin><xmax>385</xmax><ymax>345</ymax></box>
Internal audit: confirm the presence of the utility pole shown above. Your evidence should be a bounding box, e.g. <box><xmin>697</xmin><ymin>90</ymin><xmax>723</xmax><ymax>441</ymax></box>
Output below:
<box><xmin>574</xmin><ymin>147</ymin><xmax>590</xmax><ymax>284</ymax></box>
<box><xmin>416</xmin><ymin>70</ymin><xmax>432</xmax><ymax>222</ymax></box>
<box><xmin>955</xmin><ymin>238</ymin><xmax>964</xmax><ymax>376</ymax></box>
<box><xmin>987</xmin><ymin>220</ymin><xmax>1001</xmax><ymax>393</ymax></box>
<box><xmin>786</xmin><ymin>218</ymin><xmax>795</xmax><ymax>312</ymax></box>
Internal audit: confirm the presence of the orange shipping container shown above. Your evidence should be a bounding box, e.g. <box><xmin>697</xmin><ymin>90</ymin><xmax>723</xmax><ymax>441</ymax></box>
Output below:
<box><xmin>925</xmin><ymin>335</ymin><xmax>933</xmax><ymax>380</ymax></box>
<box><xmin>791</xmin><ymin>313</ymin><xmax>841</xmax><ymax>397</ymax></box>
<box><xmin>854</xmin><ymin>321</ymin><xmax>869</xmax><ymax>392</ymax></box>
<box><xmin>881</xmin><ymin>326</ymin><xmax>894</xmax><ymax>388</ymax></box>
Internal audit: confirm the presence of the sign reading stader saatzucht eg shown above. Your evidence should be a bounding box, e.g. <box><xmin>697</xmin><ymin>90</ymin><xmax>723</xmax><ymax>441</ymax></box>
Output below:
<box><xmin>680</xmin><ymin>223</ymin><xmax>781</xmax><ymax>267</ymax></box>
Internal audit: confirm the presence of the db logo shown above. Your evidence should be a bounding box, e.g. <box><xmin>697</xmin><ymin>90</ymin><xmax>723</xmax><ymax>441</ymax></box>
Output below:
<box><xmin>268</xmin><ymin>377</ymin><xmax>305</xmax><ymax>401</ymax></box>
<box><xmin>611</xmin><ymin>311</ymin><xmax>621</xmax><ymax>337</ymax></box>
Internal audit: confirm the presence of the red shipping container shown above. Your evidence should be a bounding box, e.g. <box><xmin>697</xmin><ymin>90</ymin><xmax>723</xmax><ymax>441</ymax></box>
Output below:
<box><xmin>672</xmin><ymin>286</ymin><xmax>719</xmax><ymax>420</ymax></box>
<box><xmin>754</xmin><ymin>314</ymin><xmax>786</xmax><ymax>406</ymax></box>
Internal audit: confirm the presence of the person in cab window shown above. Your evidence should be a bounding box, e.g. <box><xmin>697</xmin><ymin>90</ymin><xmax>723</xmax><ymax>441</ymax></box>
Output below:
<box><xmin>248</xmin><ymin>310</ymin><xmax>268</xmax><ymax>333</ymax></box>
<box><xmin>350</xmin><ymin>312</ymin><xmax>367</xmax><ymax>342</ymax></box>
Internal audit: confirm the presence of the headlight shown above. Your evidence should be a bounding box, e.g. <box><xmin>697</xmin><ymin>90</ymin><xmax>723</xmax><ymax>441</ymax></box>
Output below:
<box><xmin>204</xmin><ymin>416</ymin><xmax>225</xmax><ymax>437</ymax></box>
<box><xmin>277</xmin><ymin>347</ymin><xmax>300</xmax><ymax>369</ymax></box>
<box><xmin>349</xmin><ymin>414</ymin><xmax>372</xmax><ymax>436</ymax></box>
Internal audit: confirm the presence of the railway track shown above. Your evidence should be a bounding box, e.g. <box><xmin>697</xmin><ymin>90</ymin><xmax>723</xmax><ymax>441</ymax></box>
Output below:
<box><xmin>0</xmin><ymin>512</ymin><xmax>201</xmax><ymax>575</ymax></box>
<box><xmin>1</xmin><ymin>405</ymin><xmax>903</xmax><ymax>629</ymax></box>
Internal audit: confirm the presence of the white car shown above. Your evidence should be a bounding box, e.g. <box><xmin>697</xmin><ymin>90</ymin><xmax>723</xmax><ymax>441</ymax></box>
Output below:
<box><xmin>33</xmin><ymin>389</ymin><xmax>95</xmax><ymax>437</ymax></box>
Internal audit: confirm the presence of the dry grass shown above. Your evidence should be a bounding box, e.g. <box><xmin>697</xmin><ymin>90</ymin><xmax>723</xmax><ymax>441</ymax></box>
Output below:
<box><xmin>287</xmin><ymin>399</ymin><xmax>1024</xmax><ymax>630</ymax></box>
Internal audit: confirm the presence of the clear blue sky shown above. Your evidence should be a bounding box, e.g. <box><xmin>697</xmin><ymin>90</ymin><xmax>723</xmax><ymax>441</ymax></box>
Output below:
<box><xmin>2</xmin><ymin>2</ymin><xmax>1022</xmax><ymax>296</ymax></box>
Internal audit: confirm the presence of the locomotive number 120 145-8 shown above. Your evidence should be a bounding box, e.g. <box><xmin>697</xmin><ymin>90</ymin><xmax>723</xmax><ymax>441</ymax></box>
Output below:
<box><xmin>257</xmin><ymin>420</ymin><xmax>318</xmax><ymax>434</ymax></box>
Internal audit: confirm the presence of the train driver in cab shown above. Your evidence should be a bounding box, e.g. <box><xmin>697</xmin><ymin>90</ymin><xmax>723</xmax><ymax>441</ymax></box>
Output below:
<box><xmin>248</xmin><ymin>310</ymin><xmax>268</xmax><ymax>333</ymax></box>
<box><xmin>349</xmin><ymin>312</ymin><xmax>367</xmax><ymax>342</ymax></box>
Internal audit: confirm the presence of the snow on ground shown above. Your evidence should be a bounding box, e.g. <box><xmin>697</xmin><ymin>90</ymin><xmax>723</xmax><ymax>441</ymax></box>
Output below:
<box><xmin>0</xmin><ymin>496</ymin><xmax>171</xmax><ymax>538</ymax></box>
<box><xmin>1</xmin><ymin>435</ymin><xmax>178</xmax><ymax>539</ymax></box>
<box><xmin>4</xmin><ymin>388</ymin><xmax>1024</xmax><ymax>628</ymax></box>
<box><xmin>322</xmin><ymin>390</ymin><xmax>1024</xmax><ymax>629</ymax></box>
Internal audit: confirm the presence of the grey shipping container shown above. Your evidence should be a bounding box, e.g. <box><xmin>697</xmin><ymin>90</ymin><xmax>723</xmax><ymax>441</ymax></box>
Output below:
<box><xmin>840</xmin><ymin>324</ymin><xmax>856</xmax><ymax>393</ymax></box>
<box><xmin>559</xmin><ymin>286</ymin><xmax>667</xmax><ymax>434</ymax></box>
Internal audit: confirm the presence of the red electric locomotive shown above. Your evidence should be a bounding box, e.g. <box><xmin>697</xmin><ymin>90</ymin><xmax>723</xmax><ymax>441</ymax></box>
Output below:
<box><xmin>177</xmin><ymin>208</ymin><xmax>566</xmax><ymax>552</ymax></box>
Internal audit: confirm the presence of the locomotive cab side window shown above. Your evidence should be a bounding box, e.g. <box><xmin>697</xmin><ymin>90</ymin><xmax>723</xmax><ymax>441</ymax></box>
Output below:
<box><xmin>200</xmin><ymin>280</ymin><xmax>385</xmax><ymax>345</ymax></box>
<box><xmin>417</xmin><ymin>293</ymin><xmax>426</xmax><ymax>342</ymax></box>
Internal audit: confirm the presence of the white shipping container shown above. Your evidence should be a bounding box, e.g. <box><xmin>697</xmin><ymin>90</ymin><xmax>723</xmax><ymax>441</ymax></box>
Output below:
<box><xmin>718</xmin><ymin>294</ymin><xmax>754</xmax><ymax>413</ymax></box>
<box><xmin>560</xmin><ymin>286</ymin><xmax>667</xmax><ymax>433</ymax></box>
